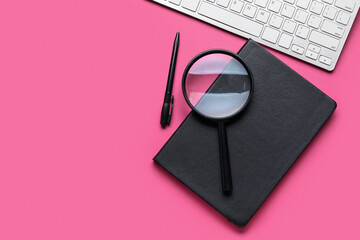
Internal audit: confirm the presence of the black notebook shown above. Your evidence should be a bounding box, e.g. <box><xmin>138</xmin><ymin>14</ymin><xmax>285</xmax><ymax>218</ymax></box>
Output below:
<box><xmin>153</xmin><ymin>39</ymin><xmax>336</xmax><ymax>227</ymax></box>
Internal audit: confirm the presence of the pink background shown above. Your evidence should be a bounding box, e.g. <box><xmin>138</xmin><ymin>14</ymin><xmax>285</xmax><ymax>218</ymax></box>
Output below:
<box><xmin>0</xmin><ymin>0</ymin><xmax>359</xmax><ymax>239</ymax></box>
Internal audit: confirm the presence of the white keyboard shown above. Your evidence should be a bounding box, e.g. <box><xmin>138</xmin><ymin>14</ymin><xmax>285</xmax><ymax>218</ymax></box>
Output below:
<box><xmin>151</xmin><ymin>0</ymin><xmax>359</xmax><ymax>71</ymax></box>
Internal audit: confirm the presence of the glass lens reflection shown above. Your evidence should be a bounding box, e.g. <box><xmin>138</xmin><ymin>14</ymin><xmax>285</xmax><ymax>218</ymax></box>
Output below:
<box><xmin>185</xmin><ymin>53</ymin><xmax>251</xmax><ymax>119</ymax></box>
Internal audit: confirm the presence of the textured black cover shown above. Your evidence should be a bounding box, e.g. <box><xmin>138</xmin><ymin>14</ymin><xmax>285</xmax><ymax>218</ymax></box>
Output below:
<box><xmin>153</xmin><ymin>40</ymin><xmax>336</xmax><ymax>227</ymax></box>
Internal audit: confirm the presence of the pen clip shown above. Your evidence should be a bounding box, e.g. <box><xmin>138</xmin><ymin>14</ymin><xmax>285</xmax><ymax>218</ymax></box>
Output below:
<box><xmin>167</xmin><ymin>96</ymin><xmax>174</xmax><ymax>125</ymax></box>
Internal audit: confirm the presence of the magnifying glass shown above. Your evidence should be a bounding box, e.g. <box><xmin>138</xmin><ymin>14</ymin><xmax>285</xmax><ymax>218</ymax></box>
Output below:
<box><xmin>182</xmin><ymin>49</ymin><xmax>254</xmax><ymax>194</ymax></box>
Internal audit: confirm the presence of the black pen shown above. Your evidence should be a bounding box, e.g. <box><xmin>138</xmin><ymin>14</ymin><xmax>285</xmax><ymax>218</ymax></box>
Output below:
<box><xmin>161</xmin><ymin>32</ymin><xmax>179</xmax><ymax>127</ymax></box>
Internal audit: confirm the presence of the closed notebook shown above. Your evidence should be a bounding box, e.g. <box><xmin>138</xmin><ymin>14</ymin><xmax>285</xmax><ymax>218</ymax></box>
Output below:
<box><xmin>153</xmin><ymin>39</ymin><xmax>336</xmax><ymax>227</ymax></box>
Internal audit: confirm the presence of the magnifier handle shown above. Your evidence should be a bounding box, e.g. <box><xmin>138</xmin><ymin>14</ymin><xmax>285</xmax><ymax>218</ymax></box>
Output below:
<box><xmin>218</xmin><ymin>122</ymin><xmax>233</xmax><ymax>194</ymax></box>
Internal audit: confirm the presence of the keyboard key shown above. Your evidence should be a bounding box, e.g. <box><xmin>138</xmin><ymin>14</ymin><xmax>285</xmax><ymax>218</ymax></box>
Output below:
<box><xmin>291</xmin><ymin>44</ymin><xmax>305</xmax><ymax>54</ymax></box>
<box><xmin>308</xmin><ymin>15</ymin><xmax>322</xmax><ymax>29</ymax></box>
<box><xmin>198</xmin><ymin>2</ymin><xmax>263</xmax><ymax>36</ymax></box>
<box><xmin>207</xmin><ymin>0</ymin><xmax>216</xmax><ymax>2</ymax></box>
<box><xmin>335</xmin><ymin>0</ymin><xmax>355</xmax><ymax>12</ymax></box>
<box><xmin>321</xmin><ymin>20</ymin><xmax>345</xmax><ymax>38</ymax></box>
<box><xmin>217</xmin><ymin>0</ymin><xmax>231</xmax><ymax>8</ymax></box>
<box><xmin>322</xmin><ymin>0</ymin><xmax>333</xmax><ymax>4</ymax></box>
<box><xmin>308</xmin><ymin>44</ymin><xmax>321</xmax><ymax>53</ymax></box>
<box><xmin>296</xmin><ymin>25</ymin><xmax>310</xmax><ymax>39</ymax></box>
<box><xmin>169</xmin><ymin>0</ymin><xmax>182</xmax><ymax>5</ymax></box>
<box><xmin>230</xmin><ymin>0</ymin><xmax>244</xmax><ymax>12</ymax></box>
<box><xmin>296</xmin><ymin>0</ymin><xmax>311</xmax><ymax>9</ymax></box>
<box><xmin>337</xmin><ymin>11</ymin><xmax>351</xmax><ymax>25</ymax></box>
<box><xmin>282</xmin><ymin>19</ymin><xmax>296</xmax><ymax>33</ymax></box>
<box><xmin>268</xmin><ymin>0</ymin><xmax>282</xmax><ymax>13</ymax></box>
<box><xmin>319</xmin><ymin>55</ymin><xmax>332</xmax><ymax>65</ymax></box>
<box><xmin>281</xmin><ymin>4</ymin><xmax>295</xmax><ymax>18</ymax></box>
<box><xmin>309</xmin><ymin>30</ymin><xmax>340</xmax><ymax>51</ymax></box>
<box><xmin>284</xmin><ymin>0</ymin><xmax>295</xmax><ymax>3</ymax></box>
<box><xmin>182</xmin><ymin>0</ymin><xmax>200</xmax><ymax>11</ymax></box>
<box><xmin>323</xmin><ymin>6</ymin><xmax>337</xmax><ymax>19</ymax></box>
<box><xmin>278</xmin><ymin>33</ymin><xmax>293</xmax><ymax>48</ymax></box>
<box><xmin>269</xmin><ymin>14</ymin><xmax>283</xmax><ymax>28</ymax></box>
<box><xmin>305</xmin><ymin>49</ymin><xmax>318</xmax><ymax>60</ymax></box>
<box><xmin>309</xmin><ymin>1</ymin><xmax>324</xmax><ymax>15</ymax></box>
<box><xmin>256</xmin><ymin>9</ymin><xmax>270</xmax><ymax>23</ymax></box>
<box><xmin>262</xmin><ymin>27</ymin><xmax>280</xmax><ymax>43</ymax></box>
<box><xmin>244</xmin><ymin>4</ymin><xmax>258</xmax><ymax>18</ymax></box>
<box><xmin>255</xmin><ymin>0</ymin><xmax>268</xmax><ymax>8</ymax></box>
<box><xmin>294</xmin><ymin>9</ymin><xmax>308</xmax><ymax>23</ymax></box>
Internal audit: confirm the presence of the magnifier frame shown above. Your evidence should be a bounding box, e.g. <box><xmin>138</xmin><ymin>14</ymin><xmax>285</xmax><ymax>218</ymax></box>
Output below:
<box><xmin>182</xmin><ymin>49</ymin><xmax>254</xmax><ymax>194</ymax></box>
<box><xmin>182</xmin><ymin>49</ymin><xmax>254</xmax><ymax>123</ymax></box>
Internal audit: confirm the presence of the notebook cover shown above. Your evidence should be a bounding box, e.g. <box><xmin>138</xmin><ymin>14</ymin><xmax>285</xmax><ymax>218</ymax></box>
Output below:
<box><xmin>153</xmin><ymin>39</ymin><xmax>337</xmax><ymax>227</ymax></box>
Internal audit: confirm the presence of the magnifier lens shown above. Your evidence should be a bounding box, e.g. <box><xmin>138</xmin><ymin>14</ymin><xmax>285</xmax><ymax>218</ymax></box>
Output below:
<box><xmin>184</xmin><ymin>53</ymin><xmax>251</xmax><ymax>120</ymax></box>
